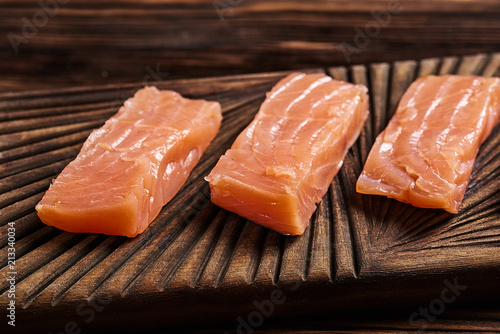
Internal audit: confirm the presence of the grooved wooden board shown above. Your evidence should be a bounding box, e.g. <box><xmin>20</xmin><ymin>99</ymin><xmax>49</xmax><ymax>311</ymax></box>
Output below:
<box><xmin>1</xmin><ymin>53</ymin><xmax>500</xmax><ymax>332</ymax></box>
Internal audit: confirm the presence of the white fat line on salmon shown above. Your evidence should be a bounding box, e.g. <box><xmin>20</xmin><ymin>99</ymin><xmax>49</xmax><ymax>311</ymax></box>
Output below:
<box><xmin>340</xmin><ymin>0</ymin><xmax>403</xmax><ymax>63</ymax></box>
<box><xmin>267</xmin><ymin>73</ymin><xmax>306</xmax><ymax>101</ymax></box>
<box><xmin>284</xmin><ymin>76</ymin><xmax>332</xmax><ymax>114</ymax></box>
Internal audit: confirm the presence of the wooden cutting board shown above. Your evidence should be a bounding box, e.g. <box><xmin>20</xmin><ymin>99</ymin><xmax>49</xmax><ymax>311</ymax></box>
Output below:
<box><xmin>1</xmin><ymin>53</ymin><xmax>499</xmax><ymax>332</ymax></box>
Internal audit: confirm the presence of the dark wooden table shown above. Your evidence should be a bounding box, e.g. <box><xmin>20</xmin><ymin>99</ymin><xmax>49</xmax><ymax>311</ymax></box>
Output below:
<box><xmin>1</xmin><ymin>1</ymin><xmax>500</xmax><ymax>333</ymax></box>
<box><xmin>1</xmin><ymin>0</ymin><xmax>500</xmax><ymax>91</ymax></box>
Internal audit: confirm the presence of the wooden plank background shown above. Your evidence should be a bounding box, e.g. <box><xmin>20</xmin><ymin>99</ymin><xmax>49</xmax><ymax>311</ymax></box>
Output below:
<box><xmin>1</xmin><ymin>0</ymin><xmax>500</xmax><ymax>91</ymax></box>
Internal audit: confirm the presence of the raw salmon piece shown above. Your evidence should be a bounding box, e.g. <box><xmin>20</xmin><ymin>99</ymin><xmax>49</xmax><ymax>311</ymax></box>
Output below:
<box><xmin>36</xmin><ymin>87</ymin><xmax>222</xmax><ymax>237</ymax></box>
<box><xmin>356</xmin><ymin>75</ymin><xmax>500</xmax><ymax>213</ymax></box>
<box><xmin>205</xmin><ymin>73</ymin><xmax>369</xmax><ymax>235</ymax></box>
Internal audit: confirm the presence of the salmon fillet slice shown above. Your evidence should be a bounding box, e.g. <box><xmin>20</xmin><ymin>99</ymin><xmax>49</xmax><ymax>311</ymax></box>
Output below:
<box><xmin>206</xmin><ymin>72</ymin><xmax>369</xmax><ymax>235</ymax></box>
<box><xmin>36</xmin><ymin>87</ymin><xmax>222</xmax><ymax>237</ymax></box>
<box><xmin>357</xmin><ymin>75</ymin><xmax>500</xmax><ymax>213</ymax></box>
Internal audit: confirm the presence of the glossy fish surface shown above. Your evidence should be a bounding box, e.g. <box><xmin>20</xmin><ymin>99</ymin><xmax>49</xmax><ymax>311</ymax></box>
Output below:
<box><xmin>206</xmin><ymin>72</ymin><xmax>369</xmax><ymax>235</ymax></box>
<box><xmin>357</xmin><ymin>75</ymin><xmax>500</xmax><ymax>213</ymax></box>
<box><xmin>36</xmin><ymin>87</ymin><xmax>222</xmax><ymax>237</ymax></box>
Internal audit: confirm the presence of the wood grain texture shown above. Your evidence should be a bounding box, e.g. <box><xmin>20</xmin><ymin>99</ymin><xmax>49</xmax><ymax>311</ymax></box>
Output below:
<box><xmin>1</xmin><ymin>0</ymin><xmax>500</xmax><ymax>92</ymax></box>
<box><xmin>0</xmin><ymin>53</ymin><xmax>499</xmax><ymax>332</ymax></box>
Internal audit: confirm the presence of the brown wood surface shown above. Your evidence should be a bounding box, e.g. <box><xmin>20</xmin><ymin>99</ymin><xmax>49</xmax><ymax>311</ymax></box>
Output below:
<box><xmin>1</xmin><ymin>0</ymin><xmax>500</xmax><ymax>92</ymax></box>
<box><xmin>0</xmin><ymin>53</ymin><xmax>499</xmax><ymax>333</ymax></box>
